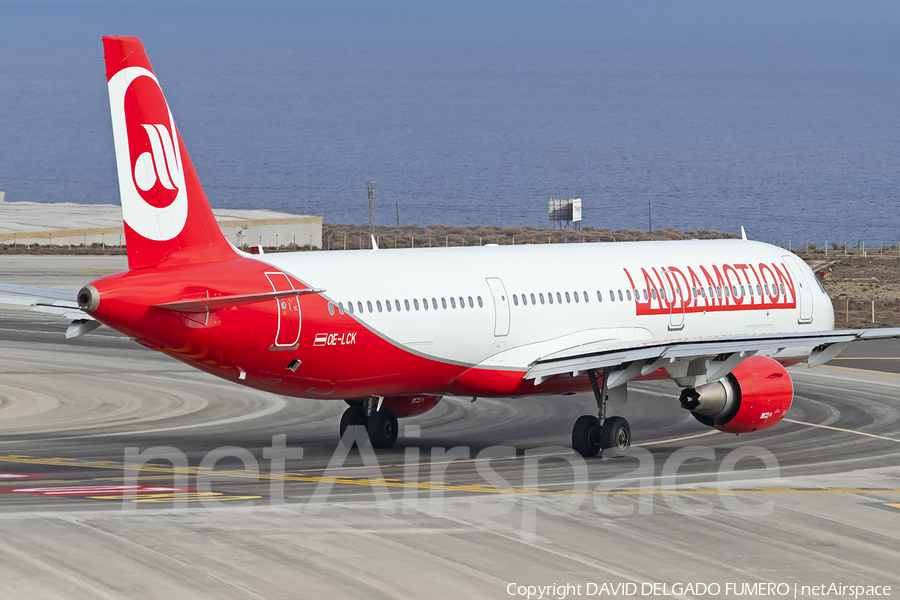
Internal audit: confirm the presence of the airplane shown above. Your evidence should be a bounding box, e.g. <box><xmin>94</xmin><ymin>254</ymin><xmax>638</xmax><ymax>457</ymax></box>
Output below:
<box><xmin>2</xmin><ymin>36</ymin><xmax>899</xmax><ymax>457</ymax></box>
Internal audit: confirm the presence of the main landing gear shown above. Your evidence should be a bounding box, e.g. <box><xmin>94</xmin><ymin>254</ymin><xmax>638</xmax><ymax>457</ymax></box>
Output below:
<box><xmin>340</xmin><ymin>398</ymin><xmax>398</xmax><ymax>449</ymax></box>
<box><xmin>571</xmin><ymin>369</ymin><xmax>632</xmax><ymax>458</ymax></box>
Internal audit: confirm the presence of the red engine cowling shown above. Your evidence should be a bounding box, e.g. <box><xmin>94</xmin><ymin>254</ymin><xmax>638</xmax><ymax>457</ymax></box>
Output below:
<box><xmin>679</xmin><ymin>355</ymin><xmax>793</xmax><ymax>434</ymax></box>
<box><xmin>381</xmin><ymin>395</ymin><xmax>442</xmax><ymax>418</ymax></box>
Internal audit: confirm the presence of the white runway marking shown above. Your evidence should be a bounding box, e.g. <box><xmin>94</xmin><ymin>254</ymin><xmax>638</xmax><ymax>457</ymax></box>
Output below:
<box><xmin>784</xmin><ymin>418</ymin><xmax>900</xmax><ymax>443</ymax></box>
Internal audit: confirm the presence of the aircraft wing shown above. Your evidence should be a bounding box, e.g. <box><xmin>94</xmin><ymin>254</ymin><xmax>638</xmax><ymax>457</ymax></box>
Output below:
<box><xmin>525</xmin><ymin>327</ymin><xmax>900</xmax><ymax>385</ymax></box>
<box><xmin>0</xmin><ymin>283</ymin><xmax>99</xmax><ymax>339</ymax></box>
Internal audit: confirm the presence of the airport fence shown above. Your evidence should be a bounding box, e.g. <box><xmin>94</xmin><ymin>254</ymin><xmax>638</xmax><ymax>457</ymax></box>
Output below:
<box><xmin>834</xmin><ymin>298</ymin><xmax>900</xmax><ymax>329</ymax></box>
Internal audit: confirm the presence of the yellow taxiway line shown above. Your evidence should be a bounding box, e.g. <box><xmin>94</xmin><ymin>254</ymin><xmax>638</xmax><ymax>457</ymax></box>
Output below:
<box><xmin>3</xmin><ymin>454</ymin><xmax>900</xmax><ymax>497</ymax></box>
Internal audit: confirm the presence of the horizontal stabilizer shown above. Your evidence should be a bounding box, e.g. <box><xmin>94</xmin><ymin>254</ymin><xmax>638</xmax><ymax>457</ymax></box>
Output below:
<box><xmin>0</xmin><ymin>283</ymin><xmax>76</xmax><ymax>302</ymax></box>
<box><xmin>67</xmin><ymin>319</ymin><xmax>102</xmax><ymax>339</ymax></box>
<box><xmin>154</xmin><ymin>288</ymin><xmax>325</xmax><ymax>313</ymax></box>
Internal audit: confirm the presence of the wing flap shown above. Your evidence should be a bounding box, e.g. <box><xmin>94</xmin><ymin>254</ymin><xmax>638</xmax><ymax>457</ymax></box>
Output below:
<box><xmin>525</xmin><ymin>328</ymin><xmax>900</xmax><ymax>382</ymax></box>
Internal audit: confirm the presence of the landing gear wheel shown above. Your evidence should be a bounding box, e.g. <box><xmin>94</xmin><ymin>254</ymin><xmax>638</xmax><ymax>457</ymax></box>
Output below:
<box><xmin>339</xmin><ymin>405</ymin><xmax>368</xmax><ymax>447</ymax></box>
<box><xmin>572</xmin><ymin>415</ymin><xmax>602</xmax><ymax>458</ymax></box>
<box><xmin>366</xmin><ymin>408</ymin><xmax>399</xmax><ymax>449</ymax></box>
<box><xmin>601</xmin><ymin>416</ymin><xmax>631</xmax><ymax>453</ymax></box>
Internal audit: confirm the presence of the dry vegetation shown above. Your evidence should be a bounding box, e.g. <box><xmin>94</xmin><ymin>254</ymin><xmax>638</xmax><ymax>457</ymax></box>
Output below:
<box><xmin>815</xmin><ymin>255</ymin><xmax>900</xmax><ymax>328</ymax></box>
<box><xmin>322</xmin><ymin>223</ymin><xmax>737</xmax><ymax>249</ymax></box>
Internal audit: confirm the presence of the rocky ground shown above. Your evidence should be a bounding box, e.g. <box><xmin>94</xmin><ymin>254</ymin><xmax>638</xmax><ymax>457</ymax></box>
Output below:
<box><xmin>806</xmin><ymin>254</ymin><xmax>900</xmax><ymax>329</ymax></box>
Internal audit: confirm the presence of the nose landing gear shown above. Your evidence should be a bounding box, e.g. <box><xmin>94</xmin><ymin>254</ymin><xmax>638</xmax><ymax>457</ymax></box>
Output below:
<box><xmin>571</xmin><ymin>368</ymin><xmax>631</xmax><ymax>458</ymax></box>
<box><xmin>339</xmin><ymin>398</ymin><xmax>398</xmax><ymax>449</ymax></box>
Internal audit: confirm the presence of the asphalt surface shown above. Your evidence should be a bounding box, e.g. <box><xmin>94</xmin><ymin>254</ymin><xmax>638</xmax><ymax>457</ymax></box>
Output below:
<box><xmin>1</xmin><ymin>256</ymin><xmax>899</xmax><ymax>599</ymax></box>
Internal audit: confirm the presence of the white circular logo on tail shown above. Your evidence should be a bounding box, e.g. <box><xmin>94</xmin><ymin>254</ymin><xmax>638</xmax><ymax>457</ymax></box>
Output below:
<box><xmin>108</xmin><ymin>67</ymin><xmax>188</xmax><ymax>241</ymax></box>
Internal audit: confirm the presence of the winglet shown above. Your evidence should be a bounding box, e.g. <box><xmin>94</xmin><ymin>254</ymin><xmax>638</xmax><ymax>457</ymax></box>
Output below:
<box><xmin>741</xmin><ymin>226</ymin><xmax>747</xmax><ymax>241</ymax></box>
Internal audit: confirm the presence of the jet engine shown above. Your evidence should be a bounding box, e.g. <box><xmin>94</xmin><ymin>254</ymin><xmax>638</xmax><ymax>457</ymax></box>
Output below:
<box><xmin>678</xmin><ymin>355</ymin><xmax>793</xmax><ymax>434</ymax></box>
<box><xmin>380</xmin><ymin>394</ymin><xmax>442</xmax><ymax>418</ymax></box>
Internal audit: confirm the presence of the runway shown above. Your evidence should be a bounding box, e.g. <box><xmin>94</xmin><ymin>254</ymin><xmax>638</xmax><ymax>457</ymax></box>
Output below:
<box><xmin>1</xmin><ymin>256</ymin><xmax>899</xmax><ymax>599</ymax></box>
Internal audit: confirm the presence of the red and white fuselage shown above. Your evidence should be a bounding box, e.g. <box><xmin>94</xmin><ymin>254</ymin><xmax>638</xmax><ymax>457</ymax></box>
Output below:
<box><xmin>73</xmin><ymin>36</ymin><xmax>899</xmax><ymax>453</ymax></box>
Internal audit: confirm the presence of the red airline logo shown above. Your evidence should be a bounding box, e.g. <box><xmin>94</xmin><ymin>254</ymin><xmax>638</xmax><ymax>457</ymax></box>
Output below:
<box><xmin>623</xmin><ymin>262</ymin><xmax>797</xmax><ymax>315</ymax></box>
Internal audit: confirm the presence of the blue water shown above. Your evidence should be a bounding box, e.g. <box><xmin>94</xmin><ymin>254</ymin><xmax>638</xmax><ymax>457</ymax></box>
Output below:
<box><xmin>1</xmin><ymin>1</ymin><xmax>899</xmax><ymax>246</ymax></box>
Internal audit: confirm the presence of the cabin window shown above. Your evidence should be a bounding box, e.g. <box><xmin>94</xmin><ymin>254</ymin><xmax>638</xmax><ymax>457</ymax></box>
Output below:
<box><xmin>385</xmin><ymin>300</ymin><xmax>391</xmax><ymax>312</ymax></box>
<box><xmin>555</xmin><ymin>292</ymin><xmax>561</xmax><ymax>303</ymax></box>
<box><xmin>522</xmin><ymin>294</ymin><xmax>528</xmax><ymax>306</ymax></box>
<box><xmin>422</xmin><ymin>298</ymin><xmax>429</xmax><ymax>310</ymax></box>
<box><xmin>699</xmin><ymin>288</ymin><xmax>706</xmax><ymax>299</ymax></box>
<box><xmin>741</xmin><ymin>285</ymin><xmax>746</xmax><ymax>297</ymax></box>
<box><xmin>780</xmin><ymin>284</ymin><xmax>785</xmax><ymax>295</ymax></box>
<box><xmin>376</xmin><ymin>300</ymin><xmax>383</xmax><ymax>312</ymax></box>
<box><xmin>530</xmin><ymin>293</ymin><xmax>536</xmax><ymax>305</ymax></box>
<box><xmin>450</xmin><ymin>297</ymin><xmax>456</xmax><ymax>309</ymax></box>
<box><xmin>597</xmin><ymin>290</ymin><xmax>602</xmax><ymax>302</ymax></box>
<box><xmin>573</xmin><ymin>291</ymin><xmax>579</xmax><ymax>303</ymax></box>
<box><xmin>764</xmin><ymin>284</ymin><xmax>770</xmax><ymax>296</ymax></box>
<box><xmin>540</xmin><ymin>293</ymin><xmax>545</xmax><ymax>304</ymax></box>
<box><xmin>432</xmin><ymin>298</ymin><xmax>438</xmax><ymax>310</ymax></box>
<box><xmin>661</xmin><ymin>288</ymin><xmax>666</xmax><ymax>300</ymax></box>
<box><xmin>394</xmin><ymin>299</ymin><xmax>401</xmax><ymax>311</ymax></box>
<box><xmin>404</xmin><ymin>299</ymin><xmax>410</xmax><ymax>311</ymax></box>
<box><xmin>716</xmin><ymin>287</ymin><xmax>722</xmax><ymax>298</ymax></box>
<box><xmin>565</xmin><ymin>291</ymin><xmax>571</xmax><ymax>303</ymax></box>
<box><xmin>468</xmin><ymin>296</ymin><xmax>474</xmax><ymax>308</ymax></box>
<box><xmin>549</xmin><ymin>293</ymin><xmax>555</xmax><ymax>304</ymax></box>
<box><xmin>347</xmin><ymin>302</ymin><xmax>354</xmax><ymax>314</ymax></box>
<box><xmin>651</xmin><ymin>289</ymin><xmax>657</xmax><ymax>300</ymax></box>
<box><xmin>459</xmin><ymin>296</ymin><xmax>465</xmax><ymax>308</ymax></box>
<box><xmin>478</xmin><ymin>296</ymin><xmax>484</xmax><ymax>308</ymax></box>
<box><xmin>617</xmin><ymin>290</ymin><xmax>623</xmax><ymax>301</ymax></box>
<box><xmin>756</xmin><ymin>285</ymin><xmax>762</xmax><ymax>296</ymax></box>
<box><xmin>338</xmin><ymin>302</ymin><xmax>345</xmax><ymax>315</ymax></box>
<box><xmin>328</xmin><ymin>302</ymin><xmax>335</xmax><ymax>315</ymax></box>
<box><xmin>359</xmin><ymin>301</ymin><xmax>365</xmax><ymax>313</ymax></box>
<box><xmin>626</xmin><ymin>290</ymin><xmax>632</xmax><ymax>301</ymax></box>
<box><xmin>609</xmin><ymin>290</ymin><xmax>615</xmax><ymax>301</ymax></box>
<box><xmin>413</xmin><ymin>298</ymin><xmax>420</xmax><ymax>310</ymax></box>
<box><xmin>367</xmin><ymin>300</ymin><xmax>373</xmax><ymax>313</ymax></box>
<box><xmin>441</xmin><ymin>297</ymin><xmax>447</xmax><ymax>309</ymax></box>
<box><xmin>640</xmin><ymin>289</ymin><xmax>646</xmax><ymax>301</ymax></box>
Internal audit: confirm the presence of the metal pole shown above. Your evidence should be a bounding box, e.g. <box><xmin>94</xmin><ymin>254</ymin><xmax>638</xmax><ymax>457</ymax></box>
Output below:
<box><xmin>368</xmin><ymin>181</ymin><xmax>375</xmax><ymax>236</ymax></box>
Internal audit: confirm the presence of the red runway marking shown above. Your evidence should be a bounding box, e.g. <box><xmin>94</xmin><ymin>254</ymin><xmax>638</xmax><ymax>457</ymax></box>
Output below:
<box><xmin>0</xmin><ymin>484</ymin><xmax>192</xmax><ymax>496</ymax></box>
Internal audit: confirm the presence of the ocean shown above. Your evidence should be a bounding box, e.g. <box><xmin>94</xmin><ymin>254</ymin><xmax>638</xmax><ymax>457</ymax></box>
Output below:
<box><xmin>1</xmin><ymin>0</ymin><xmax>898</xmax><ymax>246</ymax></box>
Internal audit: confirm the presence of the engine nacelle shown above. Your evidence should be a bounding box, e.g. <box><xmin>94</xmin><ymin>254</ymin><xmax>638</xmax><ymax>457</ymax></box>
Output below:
<box><xmin>679</xmin><ymin>355</ymin><xmax>793</xmax><ymax>434</ymax></box>
<box><xmin>381</xmin><ymin>394</ymin><xmax>442</xmax><ymax>418</ymax></box>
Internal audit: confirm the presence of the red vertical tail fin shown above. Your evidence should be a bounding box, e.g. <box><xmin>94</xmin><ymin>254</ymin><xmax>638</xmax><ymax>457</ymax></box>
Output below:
<box><xmin>103</xmin><ymin>36</ymin><xmax>233</xmax><ymax>270</ymax></box>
